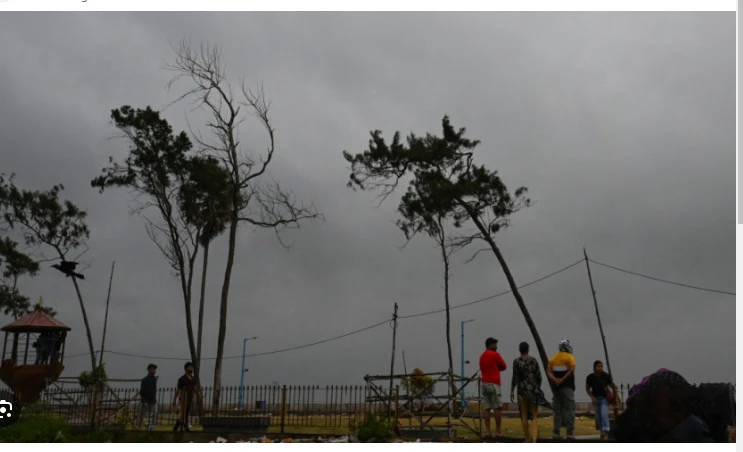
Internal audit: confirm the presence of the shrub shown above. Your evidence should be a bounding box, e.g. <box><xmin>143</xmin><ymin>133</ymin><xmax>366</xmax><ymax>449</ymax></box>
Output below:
<box><xmin>349</xmin><ymin>413</ymin><xmax>396</xmax><ymax>442</ymax></box>
<box><xmin>0</xmin><ymin>414</ymin><xmax>71</xmax><ymax>442</ymax></box>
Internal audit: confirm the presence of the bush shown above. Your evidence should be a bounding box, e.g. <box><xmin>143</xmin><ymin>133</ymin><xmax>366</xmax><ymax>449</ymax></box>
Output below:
<box><xmin>349</xmin><ymin>413</ymin><xmax>396</xmax><ymax>442</ymax></box>
<box><xmin>0</xmin><ymin>414</ymin><xmax>72</xmax><ymax>442</ymax></box>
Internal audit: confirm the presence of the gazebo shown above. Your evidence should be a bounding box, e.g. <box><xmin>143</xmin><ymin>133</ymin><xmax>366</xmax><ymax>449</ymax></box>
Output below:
<box><xmin>0</xmin><ymin>301</ymin><xmax>71</xmax><ymax>404</ymax></box>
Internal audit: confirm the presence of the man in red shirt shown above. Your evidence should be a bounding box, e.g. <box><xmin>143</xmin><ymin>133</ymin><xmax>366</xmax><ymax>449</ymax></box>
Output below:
<box><xmin>479</xmin><ymin>337</ymin><xmax>508</xmax><ymax>438</ymax></box>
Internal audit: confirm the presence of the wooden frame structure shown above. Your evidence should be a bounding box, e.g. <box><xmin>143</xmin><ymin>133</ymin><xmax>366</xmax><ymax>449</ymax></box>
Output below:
<box><xmin>364</xmin><ymin>370</ymin><xmax>483</xmax><ymax>439</ymax></box>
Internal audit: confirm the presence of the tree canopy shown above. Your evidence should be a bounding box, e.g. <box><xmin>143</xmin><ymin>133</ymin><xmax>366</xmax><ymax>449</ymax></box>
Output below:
<box><xmin>343</xmin><ymin>117</ymin><xmax>551</xmax><ymax>375</ymax></box>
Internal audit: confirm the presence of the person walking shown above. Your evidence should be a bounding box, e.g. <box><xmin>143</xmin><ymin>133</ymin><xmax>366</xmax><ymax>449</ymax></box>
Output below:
<box><xmin>479</xmin><ymin>337</ymin><xmax>507</xmax><ymax>439</ymax></box>
<box><xmin>173</xmin><ymin>361</ymin><xmax>202</xmax><ymax>432</ymax></box>
<box><xmin>510</xmin><ymin>341</ymin><xmax>551</xmax><ymax>442</ymax></box>
<box><xmin>137</xmin><ymin>364</ymin><xmax>158</xmax><ymax>431</ymax></box>
<box><xmin>547</xmin><ymin>338</ymin><xmax>577</xmax><ymax>440</ymax></box>
<box><xmin>585</xmin><ymin>360</ymin><xmax>616</xmax><ymax>440</ymax></box>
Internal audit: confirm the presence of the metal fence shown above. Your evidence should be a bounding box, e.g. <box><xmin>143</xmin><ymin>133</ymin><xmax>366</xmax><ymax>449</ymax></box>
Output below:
<box><xmin>30</xmin><ymin>380</ymin><xmax>733</xmax><ymax>433</ymax></box>
<box><xmin>39</xmin><ymin>384</ymin><xmax>371</xmax><ymax>433</ymax></box>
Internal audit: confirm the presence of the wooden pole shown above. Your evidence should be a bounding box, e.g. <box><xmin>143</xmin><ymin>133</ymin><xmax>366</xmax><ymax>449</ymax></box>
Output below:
<box><xmin>583</xmin><ymin>249</ymin><xmax>613</xmax><ymax>376</ymax></box>
<box><xmin>584</xmin><ymin>248</ymin><xmax>619</xmax><ymax>422</ymax></box>
<box><xmin>98</xmin><ymin>261</ymin><xmax>116</xmax><ymax>367</ymax></box>
<box><xmin>388</xmin><ymin>303</ymin><xmax>398</xmax><ymax>418</ymax></box>
<box><xmin>280</xmin><ymin>385</ymin><xmax>287</xmax><ymax>434</ymax></box>
<box><xmin>402</xmin><ymin>350</ymin><xmax>411</xmax><ymax>428</ymax></box>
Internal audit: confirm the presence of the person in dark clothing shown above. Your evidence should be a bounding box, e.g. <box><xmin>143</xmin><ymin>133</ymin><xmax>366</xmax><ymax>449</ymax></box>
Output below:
<box><xmin>50</xmin><ymin>333</ymin><xmax>63</xmax><ymax>364</ymax></box>
<box><xmin>510</xmin><ymin>341</ymin><xmax>551</xmax><ymax>443</ymax></box>
<box><xmin>173</xmin><ymin>361</ymin><xmax>202</xmax><ymax>432</ymax></box>
<box><xmin>615</xmin><ymin>369</ymin><xmax>732</xmax><ymax>443</ymax></box>
<box><xmin>36</xmin><ymin>332</ymin><xmax>53</xmax><ymax>364</ymax></box>
<box><xmin>585</xmin><ymin>360</ymin><xmax>616</xmax><ymax>440</ymax></box>
<box><xmin>137</xmin><ymin>364</ymin><xmax>158</xmax><ymax>431</ymax></box>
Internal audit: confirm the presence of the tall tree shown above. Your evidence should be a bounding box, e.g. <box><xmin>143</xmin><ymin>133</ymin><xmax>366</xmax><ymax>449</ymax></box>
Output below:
<box><xmin>342</xmin><ymin>117</ymin><xmax>549</xmax><ymax>376</ymax></box>
<box><xmin>397</xmin><ymin>197</ymin><xmax>457</xmax><ymax>393</ymax></box>
<box><xmin>0</xmin><ymin>174</ymin><xmax>96</xmax><ymax>369</ymax></box>
<box><xmin>91</xmin><ymin>106</ymin><xmax>203</xmax><ymax>374</ymax></box>
<box><xmin>166</xmin><ymin>40</ymin><xmax>322</xmax><ymax>412</ymax></box>
<box><xmin>178</xmin><ymin>155</ymin><xmax>234</xmax><ymax>378</ymax></box>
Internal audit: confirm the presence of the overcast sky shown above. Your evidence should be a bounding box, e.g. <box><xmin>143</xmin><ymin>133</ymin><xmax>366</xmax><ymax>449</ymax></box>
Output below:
<box><xmin>0</xmin><ymin>12</ymin><xmax>735</xmax><ymax>401</ymax></box>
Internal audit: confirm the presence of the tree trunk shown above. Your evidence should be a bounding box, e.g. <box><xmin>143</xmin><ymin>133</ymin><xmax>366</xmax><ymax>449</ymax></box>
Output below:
<box><xmin>461</xmin><ymin>208</ymin><xmax>551</xmax><ymax>385</ymax></box>
<box><xmin>438</xmin><ymin>238</ymin><xmax>456</xmax><ymax>396</ymax></box>
<box><xmin>71</xmin><ymin>276</ymin><xmax>97</xmax><ymax>370</ymax></box>
<box><xmin>195</xmin><ymin>242</ymin><xmax>210</xmax><ymax>380</ymax></box>
<box><xmin>484</xmin><ymin>235</ymin><xmax>550</xmax><ymax>378</ymax></box>
<box><xmin>212</xmin><ymin>216</ymin><xmax>238</xmax><ymax>415</ymax></box>
<box><xmin>178</xmin><ymin>245</ymin><xmax>199</xmax><ymax>371</ymax></box>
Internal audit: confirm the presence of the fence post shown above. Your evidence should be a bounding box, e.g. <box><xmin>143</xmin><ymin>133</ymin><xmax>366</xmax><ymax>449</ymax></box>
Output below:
<box><xmin>280</xmin><ymin>385</ymin><xmax>287</xmax><ymax>434</ymax></box>
<box><xmin>394</xmin><ymin>385</ymin><xmax>400</xmax><ymax>429</ymax></box>
<box><xmin>89</xmin><ymin>386</ymin><xmax>99</xmax><ymax>428</ymax></box>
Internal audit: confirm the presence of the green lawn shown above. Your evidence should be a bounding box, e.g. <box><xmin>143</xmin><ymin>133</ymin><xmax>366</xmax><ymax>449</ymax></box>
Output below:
<box><xmin>131</xmin><ymin>415</ymin><xmax>599</xmax><ymax>440</ymax></box>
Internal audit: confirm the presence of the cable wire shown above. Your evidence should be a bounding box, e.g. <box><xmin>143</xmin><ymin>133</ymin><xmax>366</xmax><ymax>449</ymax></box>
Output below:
<box><xmin>63</xmin><ymin>259</ymin><xmax>584</xmax><ymax>362</ymax></box>
<box><xmin>398</xmin><ymin>258</ymin><xmax>585</xmax><ymax>319</ymax></box>
<box><xmin>95</xmin><ymin>319</ymin><xmax>392</xmax><ymax>362</ymax></box>
<box><xmin>588</xmin><ymin>258</ymin><xmax>735</xmax><ymax>296</ymax></box>
<box><xmin>61</xmin><ymin>256</ymin><xmax>733</xmax><ymax>362</ymax></box>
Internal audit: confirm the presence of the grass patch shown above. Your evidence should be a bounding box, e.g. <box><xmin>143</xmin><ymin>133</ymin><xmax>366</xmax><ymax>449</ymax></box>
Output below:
<box><xmin>128</xmin><ymin>415</ymin><xmax>598</xmax><ymax>439</ymax></box>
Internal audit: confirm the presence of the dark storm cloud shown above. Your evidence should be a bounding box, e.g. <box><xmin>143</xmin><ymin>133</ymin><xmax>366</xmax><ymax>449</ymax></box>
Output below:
<box><xmin>0</xmin><ymin>12</ymin><xmax>734</xmax><ymax>396</ymax></box>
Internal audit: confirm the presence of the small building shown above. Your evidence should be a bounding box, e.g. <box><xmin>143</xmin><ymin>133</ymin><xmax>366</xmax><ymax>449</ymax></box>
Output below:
<box><xmin>0</xmin><ymin>304</ymin><xmax>71</xmax><ymax>403</ymax></box>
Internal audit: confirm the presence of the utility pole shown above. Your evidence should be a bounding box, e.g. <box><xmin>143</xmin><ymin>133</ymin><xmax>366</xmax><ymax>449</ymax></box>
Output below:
<box><xmin>460</xmin><ymin>319</ymin><xmax>474</xmax><ymax>407</ymax></box>
<box><xmin>583</xmin><ymin>248</ymin><xmax>613</xmax><ymax>376</ymax></box>
<box><xmin>388</xmin><ymin>302</ymin><xmax>398</xmax><ymax>417</ymax></box>
<box><xmin>98</xmin><ymin>261</ymin><xmax>116</xmax><ymax>367</ymax></box>
<box><xmin>238</xmin><ymin>336</ymin><xmax>258</xmax><ymax>409</ymax></box>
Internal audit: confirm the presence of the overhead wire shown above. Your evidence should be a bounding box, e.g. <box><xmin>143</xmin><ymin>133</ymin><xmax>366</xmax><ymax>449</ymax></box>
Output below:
<box><xmin>63</xmin><ymin>258</ymin><xmax>585</xmax><ymax>362</ymax></box>
<box><xmin>62</xmin><ymin>256</ymin><xmax>734</xmax><ymax>361</ymax></box>
<box><xmin>588</xmin><ymin>258</ymin><xmax>735</xmax><ymax>296</ymax></box>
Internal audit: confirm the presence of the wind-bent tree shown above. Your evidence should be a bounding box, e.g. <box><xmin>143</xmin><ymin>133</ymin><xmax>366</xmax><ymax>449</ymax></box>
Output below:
<box><xmin>166</xmin><ymin>40</ymin><xmax>322</xmax><ymax>412</ymax></box>
<box><xmin>0</xmin><ymin>174</ymin><xmax>96</xmax><ymax>369</ymax></box>
<box><xmin>178</xmin><ymin>156</ymin><xmax>234</xmax><ymax>377</ymax></box>
<box><xmin>91</xmin><ymin>106</ymin><xmax>204</xmax><ymax>374</ymax></box>
<box><xmin>343</xmin><ymin>117</ymin><xmax>550</xmax><ymax>376</ymax></box>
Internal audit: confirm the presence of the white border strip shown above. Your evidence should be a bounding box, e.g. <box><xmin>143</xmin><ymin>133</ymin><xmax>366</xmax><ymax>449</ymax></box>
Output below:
<box><xmin>0</xmin><ymin>0</ymin><xmax>737</xmax><ymax>13</ymax></box>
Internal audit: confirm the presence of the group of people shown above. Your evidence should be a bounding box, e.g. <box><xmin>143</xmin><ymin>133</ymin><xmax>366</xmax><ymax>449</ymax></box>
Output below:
<box><xmin>137</xmin><ymin>361</ymin><xmax>203</xmax><ymax>432</ymax></box>
<box><xmin>32</xmin><ymin>331</ymin><xmax>63</xmax><ymax>365</ymax></box>
<box><xmin>478</xmin><ymin>337</ymin><xmax>735</xmax><ymax>443</ymax></box>
<box><xmin>478</xmin><ymin>337</ymin><xmax>616</xmax><ymax>442</ymax></box>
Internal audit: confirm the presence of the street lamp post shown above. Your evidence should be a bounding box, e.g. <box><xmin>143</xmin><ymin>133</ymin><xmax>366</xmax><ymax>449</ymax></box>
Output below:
<box><xmin>460</xmin><ymin>319</ymin><xmax>475</xmax><ymax>407</ymax></box>
<box><xmin>238</xmin><ymin>336</ymin><xmax>258</xmax><ymax>409</ymax></box>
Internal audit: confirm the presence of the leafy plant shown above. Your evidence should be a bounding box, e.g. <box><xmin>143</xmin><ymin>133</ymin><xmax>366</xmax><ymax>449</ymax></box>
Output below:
<box><xmin>78</xmin><ymin>364</ymin><xmax>108</xmax><ymax>389</ymax></box>
<box><xmin>348</xmin><ymin>413</ymin><xmax>396</xmax><ymax>442</ymax></box>
<box><xmin>0</xmin><ymin>414</ymin><xmax>71</xmax><ymax>442</ymax></box>
<box><xmin>401</xmin><ymin>368</ymin><xmax>436</xmax><ymax>411</ymax></box>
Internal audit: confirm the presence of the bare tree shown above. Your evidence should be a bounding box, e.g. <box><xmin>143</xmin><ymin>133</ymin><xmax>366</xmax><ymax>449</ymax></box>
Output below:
<box><xmin>165</xmin><ymin>40</ymin><xmax>322</xmax><ymax>413</ymax></box>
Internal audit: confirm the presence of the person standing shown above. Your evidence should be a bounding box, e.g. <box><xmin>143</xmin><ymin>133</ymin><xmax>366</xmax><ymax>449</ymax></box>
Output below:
<box><xmin>479</xmin><ymin>337</ymin><xmax>507</xmax><ymax>438</ymax></box>
<box><xmin>173</xmin><ymin>361</ymin><xmax>202</xmax><ymax>432</ymax></box>
<box><xmin>510</xmin><ymin>341</ymin><xmax>551</xmax><ymax>443</ymax></box>
<box><xmin>585</xmin><ymin>360</ymin><xmax>616</xmax><ymax>440</ymax></box>
<box><xmin>547</xmin><ymin>338</ymin><xmax>577</xmax><ymax>440</ymax></box>
<box><xmin>137</xmin><ymin>364</ymin><xmax>158</xmax><ymax>431</ymax></box>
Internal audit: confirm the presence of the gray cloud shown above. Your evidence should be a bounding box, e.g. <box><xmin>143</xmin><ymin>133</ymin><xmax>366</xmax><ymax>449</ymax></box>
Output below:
<box><xmin>0</xmin><ymin>12</ymin><xmax>734</xmax><ymax>399</ymax></box>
